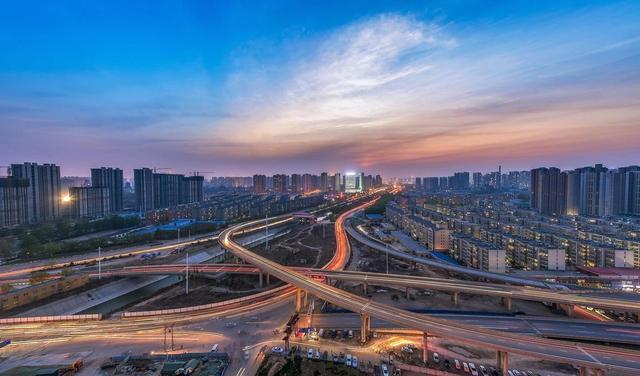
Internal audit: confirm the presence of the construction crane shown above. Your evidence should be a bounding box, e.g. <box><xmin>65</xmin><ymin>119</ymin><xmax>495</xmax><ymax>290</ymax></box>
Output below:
<box><xmin>153</xmin><ymin>167</ymin><xmax>173</xmax><ymax>173</ymax></box>
<box><xmin>189</xmin><ymin>171</ymin><xmax>216</xmax><ymax>177</ymax></box>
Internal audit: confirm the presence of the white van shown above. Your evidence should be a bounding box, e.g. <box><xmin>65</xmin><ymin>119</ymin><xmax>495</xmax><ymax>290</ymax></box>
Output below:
<box><xmin>210</xmin><ymin>343</ymin><xmax>219</xmax><ymax>352</ymax></box>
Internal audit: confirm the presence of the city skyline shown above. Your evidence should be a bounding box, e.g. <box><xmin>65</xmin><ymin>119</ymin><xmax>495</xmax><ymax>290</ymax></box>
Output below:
<box><xmin>2</xmin><ymin>1</ymin><xmax>639</xmax><ymax>176</ymax></box>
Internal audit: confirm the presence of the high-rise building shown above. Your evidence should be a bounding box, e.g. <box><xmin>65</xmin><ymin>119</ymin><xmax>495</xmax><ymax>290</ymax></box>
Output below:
<box><xmin>451</xmin><ymin>172</ymin><xmax>470</xmax><ymax>190</ymax></box>
<box><xmin>344</xmin><ymin>172</ymin><xmax>361</xmax><ymax>193</ymax></box>
<box><xmin>333</xmin><ymin>173</ymin><xmax>342</xmax><ymax>192</ymax></box>
<box><xmin>626</xmin><ymin>170</ymin><xmax>640</xmax><ymax>215</ymax></box>
<box><xmin>253</xmin><ymin>174</ymin><xmax>267</xmax><ymax>193</ymax></box>
<box><xmin>472</xmin><ymin>172</ymin><xmax>482</xmax><ymax>189</ymax></box>
<box><xmin>291</xmin><ymin>174</ymin><xmax>301</xmax><ymax>193</ymax></box>
<box><xmin>0</xmin><ymin>177</ymin><xmax>30</xmax><ymax>227</ymax></box>
<box><xmin>578</xmin><ymin>164</ymin><xmax>608</xmax><ymax>217</ymax></box>
<box><xmin>10</xmin><ymin>163</ymin><xmax>61</xmax><ymax>223</ymax></box>
<box><xmin>182</xmin><ymin>175</ymin><xmax>204</xmax><ymax>203</ymax></box>
<box><xmin>134</xmin><ymin>168</ymin><xmax>154</xmax><ymax>212</ymax></box>
<box><xmin>91</xmin><ymin>167</ymin><xmax>123</xmax><ymax>212</ymax></box>
<box><xmin>153</xmin><ymin>173</ymin><xmax>183</xmax><ymax>208</ymax></box>
<box><xmin>565</xmin><ymin>171</ymin><xmax>581</xmax><ymax>216</ymax></box>
<box><xmin>273</xmin><ymin>174</ymin><xmax>288</xmax><ymax>193</ymax></box>
<box><xmin>69</xmin><ymin>186</ymin><xmax>111</xmax><ymax>218</ymax></box>
<box><xmin>530</xmin><ymin>167</ymin><xmax>567</xmax><ymax>216</ymax></box>
<box><xmin>320</xmin><ymin>172</ymin><xmax>328</xmax><ymax>192</ymax></box>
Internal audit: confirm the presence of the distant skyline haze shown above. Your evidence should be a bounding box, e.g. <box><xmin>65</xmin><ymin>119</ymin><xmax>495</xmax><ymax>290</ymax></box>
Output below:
<box><xmin>1</xmin><ymin>1</ymin><xmax>639</xmax><ymax>176</ymax></box>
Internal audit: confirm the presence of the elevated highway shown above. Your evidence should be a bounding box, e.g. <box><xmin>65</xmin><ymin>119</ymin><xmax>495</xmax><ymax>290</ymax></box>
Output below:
<box><xmin>98</xmin><ymin>264</ymin><xmax>640</xmax><ymax>314</ymax></box>
<box><xmin>219</xmin><ymin>206</ymin><xmax>640</xmax><ymax>375</ymax></box>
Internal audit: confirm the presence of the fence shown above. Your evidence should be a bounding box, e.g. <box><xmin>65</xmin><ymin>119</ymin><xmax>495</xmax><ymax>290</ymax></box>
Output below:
<box><xmin>122</xmin><ymin>285</ymin><xmax>295</xmax><ymax>318</ymax></box>
<box><xmin>0</xmin><ymin>314</ymin><xmax>102</xmax><ymax>324</ymax></box>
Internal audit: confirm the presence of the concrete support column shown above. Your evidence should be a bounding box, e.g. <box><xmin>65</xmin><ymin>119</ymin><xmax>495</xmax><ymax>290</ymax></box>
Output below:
<box><xmin>502</xmin><ymin>297</ymin><xmax>512</xmax><ymax>311</ymax></box>
<box><xmin>259</xmin><ymin>272</ymin><xmax>263</xmax><ymax>288</ymax></box>
<box><xmin>302</xmin><ymin>290</ymin><xmax>308</xmax><ymax>310</ymax></box>
<box><xmin>360</xmin><ymin>314</ymin><xmax>370</xmax><ymax>343</ymax></box>
<box><xmin>451</xmin><ymin>292</ymin><xmax>459</xmax><ymax>305</ymax></box>
<box><xmin>363</xmin><ymin>282</ymin><xmax>368</xmax><ymax>295</ymax></box>
<box><xmin>295</xmin><ymin>288</ymin><xmax>303</xmax><ymax>312</ymax></box>
<box><xmin>561</xmin><ymin>303</ymin><xmax>575</xmax><ymax>317</ymax></box>
<box><xmin>422</xmin><ymin>332</ymin><xmax>428</xmax><ymax>365</ymax></box>
<box><xmin>578</xmin><ymin>366</ymin><xmax>587</xmax><ymax>376</ymax></box>
<box><xmin>266</xmin><ymin>273</ymin><xmax>270</xmax><ymax>285</ymax></box>
<box><xmin>405</xmin><ymin>287</ymin><xmax>411</xmax><ymax>299</ymax></box>
<box><xmin>496</xmin><ymin>351</ymin><xmax>508</xmax><ymax>376</ymax></box>
<box><xmin>634</xmin><ymin>313</ymin><xmax>640</xmax><ymax>323</ymax></box>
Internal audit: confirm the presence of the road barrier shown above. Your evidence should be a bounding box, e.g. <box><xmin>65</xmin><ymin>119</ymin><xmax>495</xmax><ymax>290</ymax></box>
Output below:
<box><xmin>0</xmin><ymin>314</ymin><xmax>102</xmax><ymax>324</ymax></box>
<box><xmin>121</xmin><ymin>285</ymin><xmax>294</xmax><ymax>318</ymax></box>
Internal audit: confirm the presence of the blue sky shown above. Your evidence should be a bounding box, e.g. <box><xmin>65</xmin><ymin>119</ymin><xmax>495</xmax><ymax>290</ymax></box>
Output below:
<box><xmin>1</xmin><ymin>1</ymin><xmax>639</xmax><ymax>177</ymax></box>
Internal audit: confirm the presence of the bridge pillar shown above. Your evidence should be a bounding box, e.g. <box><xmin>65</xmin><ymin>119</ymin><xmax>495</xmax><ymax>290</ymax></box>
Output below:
<box><xmin>451</xmin><ymin>291</ymin><xmax>459</xmax><ymax>305</ymax></box>
<box><xmin>295</xmin><ymin>288</ymin><xmax>304</xmax><ymax>312</ymax></box>
<box><xmin>502</xmin><ymin>297</ymin><xmax>512</xmax><ymax>311</ymax></box>
<box><xmin>363</xmin><ymin>282</ymin><xmax>368</xmax><ymax>295</ymax></box>
<box><xmin>579</xmin><ymin>366</ymin><xmax>587</xmax><ymax>376</ymax></box>
<box><xmin>496</xmin><ymin>351</ymin><xmax>508</xmax><ymax>376</ymax></box>
<box><xmin>266</xmin><ymin>273</ymin><xmax>271</xmax><ymax>285</ymax></box>
<box><xmin>360</xmin><ymin>314</ymin><xmax>370</xmax><ymax>343</ymax></box>
<box><xmin>405</xmin><ymin>287</ymin><xmax>411</xmax><ymax>299</ymax></box>
<box><xmin>561</xmin><ymin>304</ymin><xmax>575</xmax><ymax>317</ymax></box>
<box><xmin>422</xmin><ymin>332</ymin><xmax>428</xmax><ymax>365</ymax></box>
<box><xmin>259</xmin><ymin>272</ymin><xmax>263</xmax><ymax>288</ymax></box>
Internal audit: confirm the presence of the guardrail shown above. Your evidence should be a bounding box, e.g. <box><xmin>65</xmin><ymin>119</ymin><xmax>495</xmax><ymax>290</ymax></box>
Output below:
<box><xmin>121</xmin><ymin>285</ymin><xmax>294</xmax><ymax>318</ymax></box>
<box><xmin>0</xmin><ymin>314</ymin><xmax>102</xmax><ymax>324</ymax></box>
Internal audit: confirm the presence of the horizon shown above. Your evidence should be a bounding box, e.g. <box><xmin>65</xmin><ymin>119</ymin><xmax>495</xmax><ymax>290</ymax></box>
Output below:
<box><xmin>2</xmin><ymin>1</ymin><xmax>640</xmax><ymax>176</ymax></box>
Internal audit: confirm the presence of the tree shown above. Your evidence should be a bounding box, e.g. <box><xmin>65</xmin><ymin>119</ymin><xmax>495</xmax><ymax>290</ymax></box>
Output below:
<box><xmin>61</xmin><ymin>267</ymin><xmax>74</xmax><ymax>277</ymax></box>
<box><xmin>29</xmin><ymin>270</ymin><xmax>49</xmax><ymax>285</ymax></box>
<box><xmin>0</xmin><ymin>238</ymin><xmax>13</xmax><ymax>259</ymax></box>
<box><xmin>0</xmin><ymin>283</ymin><xmax>13</xmax><ymax>293</ymax></box>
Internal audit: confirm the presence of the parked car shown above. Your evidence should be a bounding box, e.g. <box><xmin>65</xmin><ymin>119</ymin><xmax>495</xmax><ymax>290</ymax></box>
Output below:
<box><xmin>332</xmin><ymin>353</ymin><xmax>338</xmax><ymax>363</ymax></box>
<box><xmin>346</xmin><ymin>354</ymin><xmax>352</xmax><ymax>367</ymax></box>
<box><xmin>381</xmin><ymin>364</ymin><xmax>390</xmax><ymax>376</ymax></box>
<box><xmin>469</xmin><ymin>363</ymin><xmax>479</xmax><ymax>376</ymax></box>
<box><xmin>444</xmin><ymin>359</ymin><xmax>451</xmax><ymax>369</ymax></box>
<box><xmin>454</xmin><ymin>359</ymin><xmax>461</xmax><ymax>370</ymax></box>
<box><xmin>352</xmin><ymin>356</ymin><xmax>358</xmax><ymax>368</ymax></box>
<box><xmin>480</xmin><ymin>365</ymin><xmax>489</xmax><ymax>376</ymax></box>
<box><xmin>433</xmin><ymin>352</ymin><xmax>440</xmax><ymax>364</ymax></box>
<box><xmin>307</xmin><ymin>348</ymin><xmax>314</xmax><ymax>359</ymax></box>
<box><xmin>463</xmin><ymin>362</ymin><xmax>470</xmax><ymax>373</ymax></box>
<box><xmin>271</xmin><ymin>347</ymin><xmax>284</xmax><ymax>354</ymax></box>
<box><xmin>315</xmin><ymin>349</ymin><xmax>320</xmax><ymax>360</ymax></box>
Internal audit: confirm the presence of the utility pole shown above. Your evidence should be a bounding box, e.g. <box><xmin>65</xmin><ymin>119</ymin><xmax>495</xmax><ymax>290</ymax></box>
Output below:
<box><xmin>98</xmin><ymin>246</ymin><xmax>102</xmax><ymax>280</ymax></box>
<box><xmin>186</xmin><ymin>252</ymin><xmax>189</xmax><ymax>295</ymax></box>
<box><xmin>386</xmin><ymin>245</ymin><xmax>389</xmax><ymax>274</ymax></box>
<box><xmin>265</xmin><ymin>212</ymin><xmax>269</xmax><ymax>250</ymax></box>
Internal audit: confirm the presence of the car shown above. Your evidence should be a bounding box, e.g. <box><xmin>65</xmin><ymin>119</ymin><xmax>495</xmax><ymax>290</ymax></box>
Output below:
<box><xmin>353</xmin><ymin>356</ymin><xmax>358</xmax><ymax>368</ymax></box>
<box><xmin>454</xmin><ymin>359</ymin><xmax>461</xmax><ymax>370</ymax></box>
<box><xmin>444</xmin><ymin>359</ymin><xmax>451</xmax><ymax>369</ymax></box>
<box><xmin>348</xmin><ymin>330</ymin><xmax>354</xmax><ymax>338</ymax></box>
<box><xmin>271</xmin><ymin>347</ymin><xmax>284</xmax><ymax>354</ymax></box>
<box><xmin>433</xmin><ymin>352</ymin><xmax>440</xmax><ymax>364</ymax></box>
<box><xmin>463</xmin><ymin>362</ymin><xmax>470</xmax><ymax>373</ymax></box>
<box><xmin>315</xmin><ymin>349</ymin><xmax>321</xmax><ymax>360</ymax></box>
<box><xmin>346</xmin><ymin>354</ymin><xmax>352</xmax><ymax>367</ymax></box>
<box><xmin>512</xmin><ymin>370</ymin><xmax>521</xmax><ymax>376</ymax></box>
<box><xmin>307</xmin><ymin>348</ymin><xmax>314</xmax><ymax>359</ymax></box>
<box><xmin>480</xmin><ymin>365</ymin><xmax>489</xmax><ymax>376</ymax></box>
<box><xmin>224</xmin><ymin>322</ymin><xmax>237</xmax><ymax>328</ymax></box>
<box><xmin>210</xmin><ymin>343</ymin><xmax>219</xmax><ymax>352</ymax></box>
<box><xmin>339</xmin><ymin>352</ymin><xmax>345</xmax><ymax>363</ymax></box>
<box><xmin>381</xmin><ymin>364</ymin><xmax>390</xmax><ymax>376</ymax></box>
<box><xmin>318</xmin><ymin>329</ymin><xmax>325</xmax><ymax>338</ymax></box>
<box><xmin>469</xmin><ymin>363</ymin><xmax>479</xmax><ymax>376</ymax></box>
<box><xmin>508</xmin><ymin>372</ymin><xmax>514</xmax><ymax>376</ymax></box>
<box><xmin>332</xmin><ymin>353</ymin><xmax>338</xmax><ymax>363</ymax></box>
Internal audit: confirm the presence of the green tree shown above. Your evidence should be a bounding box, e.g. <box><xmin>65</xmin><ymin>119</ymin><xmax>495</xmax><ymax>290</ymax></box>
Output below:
<box><xmin>29</xmin><ymin>270</ymin><xmax>49</xmax><ymax>285</ymax></box>
<box><xmin>0</xmin><ymin>238</ymin><xmax>13</xmax><ymax>259</ymax></box>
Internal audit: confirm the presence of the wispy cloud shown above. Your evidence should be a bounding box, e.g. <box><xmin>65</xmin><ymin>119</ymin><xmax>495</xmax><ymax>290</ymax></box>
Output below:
<box><xmin>199</xmin><ymin>12</ymin><xmax>640</xmax><ymax>174</ymax></box>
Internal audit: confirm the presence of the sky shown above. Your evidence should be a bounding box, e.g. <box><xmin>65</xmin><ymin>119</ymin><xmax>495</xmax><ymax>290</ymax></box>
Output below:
<box><xmin>1</xmin><ymin>1</ymin><xmax>639</xmax><ymax>178</ymax></box>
